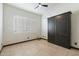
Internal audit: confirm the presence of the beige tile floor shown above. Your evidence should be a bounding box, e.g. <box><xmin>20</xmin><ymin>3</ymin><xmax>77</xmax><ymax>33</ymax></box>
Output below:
<box><xmin>0</xmin><ymin>39</ymin><xmax>79</xmax><ymax>56</ymax></box>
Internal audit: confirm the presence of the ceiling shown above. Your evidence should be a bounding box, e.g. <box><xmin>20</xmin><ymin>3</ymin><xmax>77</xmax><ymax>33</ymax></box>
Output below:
<box><xmin>8</xmin><ymin>3</ymin><xmax>58</xmax><ymax>15</ymax></box>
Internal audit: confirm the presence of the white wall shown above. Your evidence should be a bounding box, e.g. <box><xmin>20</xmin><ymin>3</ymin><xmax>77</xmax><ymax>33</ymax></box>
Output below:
<box><xmin>71</xmin><ymin>11</ymin><xmax>79</xmax><ymax>48</ymax></box>
<box><xmin>3</xmin><ymin>4</ymin><xmax>41</xmax><ymax>45</ymax></box>
<box><xmin>41</xmin><ymin>3</ymin><xmax>79</xmax><ymax>48</ymax></box>
<box><xmin>0</xmin><ymin>3</ymin><xmax>3</xmax><ymax>50</ymax></box>
<box><xmin>41</xmin><ymin>15</ymin><xmax>48</xmax><ymax>39</ymax></box>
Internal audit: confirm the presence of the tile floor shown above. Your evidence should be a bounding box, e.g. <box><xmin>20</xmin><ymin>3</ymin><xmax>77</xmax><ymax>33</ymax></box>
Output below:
<box><xmin>0</xmin><ymin>39</ymin><xmax>79</xmax><ymax>56</ymax></box>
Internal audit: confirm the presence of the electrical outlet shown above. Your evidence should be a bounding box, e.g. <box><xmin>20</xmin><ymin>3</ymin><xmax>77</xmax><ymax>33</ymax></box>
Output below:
<box><xmin>27</xmin><ymin>37</ymin><xmax>29</xmax><ymax>39</ymax></box>
<box><xmin>0</xmin><ymin>43</ymin><xmax>3</xmax><ymax>46</ymax></box>
<box><xmin>75</xmin><ymin>42</ymin><xmax>77</xmax><ymax>45</ymax></box>
<box><xmin>43</xmin><ymin>36</ymin><xmax>45</xmax><ymax>37</ymax></box>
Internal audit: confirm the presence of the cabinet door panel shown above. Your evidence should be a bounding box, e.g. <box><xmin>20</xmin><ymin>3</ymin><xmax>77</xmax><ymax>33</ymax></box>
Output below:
<box><xmin>48</xmin><ymin>18</ymin><xmax>55</xmax><ymax>43</ymax></box>
<box><xmin>55</xmin><ymin>13</ymin><xmax>71</xmax><ymax>48</ymax></box>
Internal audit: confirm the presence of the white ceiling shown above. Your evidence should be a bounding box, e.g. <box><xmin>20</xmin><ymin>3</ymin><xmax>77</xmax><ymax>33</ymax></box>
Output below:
<box><xmin>8</xmin><ymin>3</ymin><xmax>58</xmax><ymax>15</ymax></box>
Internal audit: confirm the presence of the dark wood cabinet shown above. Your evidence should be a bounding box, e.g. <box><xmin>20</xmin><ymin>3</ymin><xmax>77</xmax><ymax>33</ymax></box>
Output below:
<box><xmin>48</xmin><ymin>12</ymin><xmax>71</xmax><ymax>49</ymax></box>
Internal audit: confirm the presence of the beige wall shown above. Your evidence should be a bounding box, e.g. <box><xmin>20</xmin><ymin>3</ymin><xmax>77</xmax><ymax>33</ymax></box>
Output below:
<box><xmin>0</xmin><ymin>3</ymin><xmax>3</xmax><ymax>50</ymax></box>
<box><xmin>3</xmin><ymin>4</ymin><xmax>41</xmax><ymax>45</ymax></box>
<box><xmin>71</xmin><ymin>11</ymin><xmax>79</xmax><ymax>48</ymax></box>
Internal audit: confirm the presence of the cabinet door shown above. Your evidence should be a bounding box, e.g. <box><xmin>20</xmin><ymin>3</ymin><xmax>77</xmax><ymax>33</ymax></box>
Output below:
<box><xmin>55</xmin><ymin>13</ymin><xmax>71</xmax><ymax>48</ymax></box>
<box><xmin>48</xmin><ymin>18</ymin><xmax>55</xmax><ymax>43</ymax></box>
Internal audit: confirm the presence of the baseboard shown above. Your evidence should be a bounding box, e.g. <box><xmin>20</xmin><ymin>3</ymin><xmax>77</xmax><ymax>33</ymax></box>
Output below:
<box><xmin>71</xmin><ymin>46</ymin><xmax>79</xmax><ymax>50</ymax></box>
<box><xmin>3</xmin><ymin>38</ymin><xmax>42</xmax><ymax>47</ymax></box>
<box><xmin>40</xmin><ymin>38</ymin><xmax>48</xmax><ymax>40</ymax></box>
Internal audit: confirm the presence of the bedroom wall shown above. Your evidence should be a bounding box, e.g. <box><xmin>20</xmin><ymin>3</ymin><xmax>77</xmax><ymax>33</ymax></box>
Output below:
<box><xmin>3</xmin><ymin>4</ymin><xmax>41</xmax><ymax>45</ymax></box>
<box><xmin>41</xmin><ymin>3</ymin><xmax>79</xmax><ymax>48</ymax></box>
<box><xmin>0</xmin><ymin>3</ymin><xmax>3</xmax><ymax>50</ymax></box>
